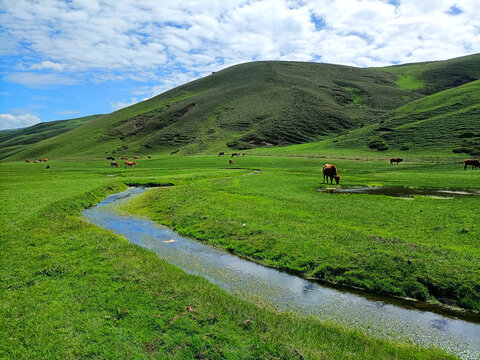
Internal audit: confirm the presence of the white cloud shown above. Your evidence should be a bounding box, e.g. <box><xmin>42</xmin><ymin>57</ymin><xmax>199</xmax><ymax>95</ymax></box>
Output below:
<box><xmin>0</xmin><ymin>113</ymin><xmax>41</xmax><ymax>130</ymax></box>
<box><xmin>0</xmin><ymin>0</ymin><xmax>479</xmax><ymax>91</ymax></box>
<box><xmin>56</xmin><ymin>110</ymin><xmax>78</xmax><ymax>115</ymax></box>
<box><xmin>4</xmin><ymin>72</ymin><xmax>78</xmax><ymax>88</ymax></box>
<box><xmin>109</xmin><ymin>98</ymin><xmax>139</xmax><ymax>111</ymax></box>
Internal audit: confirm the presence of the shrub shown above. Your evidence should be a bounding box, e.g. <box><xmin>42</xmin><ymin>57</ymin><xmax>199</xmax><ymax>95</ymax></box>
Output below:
<box><xmin>452</xmin><ymin>147</ymin><xmax>473</xmax><ymax>154</ymax></box>
<box><xmin>368</xmin><ymin>139</ymin><xmax>389</xmax><ymax>151</ymax></box>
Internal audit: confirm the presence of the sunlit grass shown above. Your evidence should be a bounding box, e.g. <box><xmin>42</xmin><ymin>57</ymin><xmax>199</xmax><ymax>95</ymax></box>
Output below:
<box><xmin>1</xmin><ymin>158</ymin><xmax>455</xmax><ymax>359</ymax></box>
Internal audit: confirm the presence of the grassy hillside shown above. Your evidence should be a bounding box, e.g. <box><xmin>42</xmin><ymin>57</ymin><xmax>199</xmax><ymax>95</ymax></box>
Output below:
<box><xmin>0</xmin><ymin>115</ymin><xmax>102</xmax><ymax>160</ymax></box>
<box><xmin>286</xmin><ymin>79</ymin><xmax>480</xmax><ymax>157</ymax></box>
<box><xmin>6</xmin><ymin>61</ymin><xmax>422</xmax><ymax>159</ymax></box>
<box><xmin>382</xmin><ymin>53</ymin><xmax>480</xmax><ymax>94</ymax></box>
<box><xmin>3</xmin><ymin>53</ymin><xmax>480</xmax><ymax>160</ymax></box>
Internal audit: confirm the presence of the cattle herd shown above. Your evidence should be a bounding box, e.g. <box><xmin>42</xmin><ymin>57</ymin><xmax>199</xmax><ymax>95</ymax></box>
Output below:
<box><xmin>104</xmin><ymin>156</ymin><xmax>150</xmax><ymax>168</ymax></box>
<box><xmin>23</xmin><ymin>155</ymin><xmax>480</xmax><ymax>180</ymax></box>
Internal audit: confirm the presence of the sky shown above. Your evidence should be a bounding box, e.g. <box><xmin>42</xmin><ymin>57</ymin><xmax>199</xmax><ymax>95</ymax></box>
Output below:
<box><xmin>1</xmin><ymin>0</ymin><xmax>480</xmax><ymax>130</ymax></box>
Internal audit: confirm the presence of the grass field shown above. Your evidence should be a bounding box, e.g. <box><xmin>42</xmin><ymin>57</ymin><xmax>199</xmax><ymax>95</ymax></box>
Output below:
<box><xmin>122</xmin><ymin>156</ymin><xmax>480</xmax><ymax>312</ymax></box>
<box><xmin>1</xmin><ymin>157</ymin><xmax>457</xmax><ymax>359</ymax></box>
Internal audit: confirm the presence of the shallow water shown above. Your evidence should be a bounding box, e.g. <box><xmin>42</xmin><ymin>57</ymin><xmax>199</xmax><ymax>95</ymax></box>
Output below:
<box><xmin>84</xmin><ymin>187</ymin><xmax>480</xmax><ymax>359</ymax></box>
<box><xmin>319</xmin><ymin>186</ymin><xmax>480</xmax><ymax>198</ymax></box>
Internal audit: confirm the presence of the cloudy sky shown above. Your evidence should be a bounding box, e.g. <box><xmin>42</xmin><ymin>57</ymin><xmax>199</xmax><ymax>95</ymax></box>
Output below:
<box><xmin>1</xmin><ymin>0</ymin><xmax>479</xmax><ymax>130</ymax></box>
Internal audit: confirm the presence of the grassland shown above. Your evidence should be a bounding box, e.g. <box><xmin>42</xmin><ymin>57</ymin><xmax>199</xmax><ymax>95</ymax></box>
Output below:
<box><xmin>122</xmin><ymin>156</ymin><xmax>480</xmax><ymax>312</ymax></box>
<box><xmin>1</xmin><ymin>157</ymin><xmax>455</xmax><ymax>359</ymax></box>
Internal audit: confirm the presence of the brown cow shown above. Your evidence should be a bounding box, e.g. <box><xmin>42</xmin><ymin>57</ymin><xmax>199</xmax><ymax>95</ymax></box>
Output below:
<box><xmin>133</xmin><ymin>156</ymin><xmax>140</xmax><ymax>159</ymax></box>
<box><xmin>124</xmin><ymin>161</ymin><xmax>136</xmax><ymax>167</ymax></box>
<box><xmin>390</xmin><ymin>157</ymin><xmax>403</xmax><ymax>164</ymax></box>
<box><xmin>25</xmin><ymin>159</ymin><xmax>31</xmax><ymax>163</ymax></box>
<box><xmin>464</xmin><ymin>159</ymin><xmax>480</xmax><ymax>170</ymax></box>
<box><xmin>43</xmin><ymin>158</ymin><xmax>49</xmax><ymax>162</ymax></box>
<box><xmin>121</xmin><ymin>157</ymin><xmax>128</xmax><ymax>160</ymax></box>
<box><xmin>110</xmin><ymin>161</ymin><xmax>119</xmax><ymax>168</ymax></box>
<box><xmin>229</xmin><ymin>159</ymin><xmax>234</xmax><ymax>165</ymax></box>
<box><xmin>323</xmin><ymin>164</ymin><xmax>340</xmax><ymax>184</ymax></box>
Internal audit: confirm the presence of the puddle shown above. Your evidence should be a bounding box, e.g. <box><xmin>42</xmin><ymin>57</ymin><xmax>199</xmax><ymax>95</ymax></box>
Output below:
<box><xmin>84</xmin><ymin>188</ymin><xmax>480</xmax><ymax>359</ymax></box>
<box><xmin>319</xmin><ymin>186</ymin><xmax>480</xmax><ymax>198</ymax></box>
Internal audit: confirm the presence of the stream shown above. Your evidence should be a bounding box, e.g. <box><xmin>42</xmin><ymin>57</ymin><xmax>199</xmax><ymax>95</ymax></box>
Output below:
<box><xmin>83</xmin><ymin>187</ymin><xmax>480</xmax><ymax>359</ymax></box>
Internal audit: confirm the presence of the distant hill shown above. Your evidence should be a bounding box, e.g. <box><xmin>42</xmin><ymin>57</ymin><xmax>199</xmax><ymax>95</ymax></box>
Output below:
<box><xmin>3</xmin><ymin>53</ymin><xmax>480</xmax><ymax>159</ymax></box>
<box><xmin>0</xmin><ymin>115</ymin><xmax>103</xmax><ymax>159</ymax></box>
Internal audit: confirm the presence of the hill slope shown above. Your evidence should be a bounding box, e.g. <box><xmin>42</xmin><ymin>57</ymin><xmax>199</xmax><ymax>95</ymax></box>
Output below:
<box><xmin>5</xmin><ymin>61</ymin><xmax>422</xmax><ymax>159</ymax></box>
<box><xmin>3</xmin><ymin>53</ymin><xmax>480</xmax><ymax>159</ymax></box>
<box><xmin>0</xmin><ymin>115</ymin><xmax>103</xmax><ymax>159</ymax></box>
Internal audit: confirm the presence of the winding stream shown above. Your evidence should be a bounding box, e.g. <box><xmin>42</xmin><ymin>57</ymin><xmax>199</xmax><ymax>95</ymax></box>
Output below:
<box><xmin>83</xmin><ymin>187</ymin><xmax>480</xmax><ymax>359</ymax></box>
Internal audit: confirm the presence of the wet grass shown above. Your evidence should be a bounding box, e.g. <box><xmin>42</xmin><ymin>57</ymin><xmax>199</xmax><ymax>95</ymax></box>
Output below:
<box><xmin>123</xmin><ymin>156</ymin><xmax>480</xmax><ymax>312</ymax></box>
<box><xmin>0</xmin><ymin>158</ymin><xmax>455</xmax><ymax>359</ymax></box>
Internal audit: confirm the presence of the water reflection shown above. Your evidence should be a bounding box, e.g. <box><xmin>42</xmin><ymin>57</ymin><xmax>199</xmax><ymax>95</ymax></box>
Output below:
<box><xmin>318</xmin><ymin>186</ymin><xmax>480</xmax><ymax>198</ymax></box>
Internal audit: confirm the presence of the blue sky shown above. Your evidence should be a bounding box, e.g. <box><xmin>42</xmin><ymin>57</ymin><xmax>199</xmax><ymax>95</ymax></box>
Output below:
<box><xmin>1</xmin><ymin>0</ymin><xmax>479</xmax><ymax>130</ymax></box>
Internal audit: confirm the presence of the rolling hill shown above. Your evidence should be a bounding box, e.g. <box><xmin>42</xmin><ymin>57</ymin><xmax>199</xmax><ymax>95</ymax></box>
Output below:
<box><xmin>0</xmin><ymin>115</ymin><xmax>103</xmax><ymax>159</ymax></box>
<box><xmin>2</xmin><ymin>53</ymin><xmax>480</xmax><ymax>159</ymax></box>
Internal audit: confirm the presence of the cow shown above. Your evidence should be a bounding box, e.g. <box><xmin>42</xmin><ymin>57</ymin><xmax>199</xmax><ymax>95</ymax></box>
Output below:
<box><xmin>46</xmin><ymin>164</ymin><xmax>50</xmax><ymax>169</ymax></box>
<box><xmin>133</xmin><ymin>156</ymin><xmax>140</xmax><ymax>159</ymax></box>
<box><xmin>242</xmin><ymin>153</ymin><xmax>246</xmax><ymax>157</ymax></box>
<box><xmin>231</xmin><ymin>153</ymin><xmax>239</xmax><ymax>157</ymax></box>
<box><xmin>110</xmin><ymin>161</ymin><xmax>119</xmax><ymax>168</ymax></box>
<box><xmin>390</xmin><ymin>157</ymin><xmax>403</xmax><ymax>165</ymax></box>
<box><xmin>43</xmin><ymin>158</ymin><xmax>48</xmax><ymax>162</ymax></box>
<box><xmin>229</xmin><ymin>159</ymin><xmax>234</xmax><ymax>165</ymax></box>
<box><xmin>323</xmin><ymin>164</ymin><xmax>340</xmax><ymax>184</ymax></box>
<box><xmin>147</xmin><ymin>155</ymin><xmax>151</xmax><ymax>159</ymax></box>
<box><xmin>106</xmin><ymin>156</ymin><xmax>115</xmax><ymax>160</ymax></box>
<box><xmin>124</xmin><ymin>161</ymin><xmax>137</xmax><ymax>167</ymax></box>
<box><xmin>218</xmin><ymin>152</ymin><xmax>225</xmax><ymax>157</ymax></box>
<box><xmin>25</xmin><ymin>159</ymin><xmax>31</xmax><ymax>163</ymax></box>
<box><xmin>464</xmin><ymin>159</ymin><xmax>480</xmax><ymax>170</ymax></box>
<box><xmin>121</xmin><ymin>157</ymin><xmax>128</xmax><ymax>160</ymax></box>
<box><xmin>33</xmin><ymin>160</ymin><xmax>39</xmax><ymax>163</ymax></box>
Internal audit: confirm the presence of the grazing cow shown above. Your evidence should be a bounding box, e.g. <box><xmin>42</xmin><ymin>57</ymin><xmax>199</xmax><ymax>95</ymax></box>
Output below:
<box><xmin>46</xmin><ymin>164</ymin><xmax>50</xmax><ymax>169</ymax></box>
<box><xmin>121</xmin><ymin>157</ymin><xmax>128</xmax><ymax>160</ymax></box>
<box><xmin>106</xmin><ymin>156</ymin><xmax>115</xmax><ymax>160</ymax></box>
<box><xmin>390</xmin><ymin>157</ymin><xmax>403</xmax><ymax>165</ymax></box>
<box><xmin>231</xmin><ymin>153</ymin><xmax>239</xmax><ymax>157</ymax></box>
<box><xmin>218</xmin><ymin>152</ymin><xmax>225</xmax><ymax>157</ymax></box>
<box><xmin>110</xmin><ymin>161</ymin><xmax>119</xmax><ymax>168</ymax></box>
<box><xmin>124</xmin><ymin>161</ymin><xmax>137</xmax><ymax>167</ymax></box>
<box><xmin>229</xmin><ymin>159</ymin><xmax>234</xmax><ymax>165</ymax></box>
<box><xmin>464</xmin><ymin>159</ymin><xmax>480</xmax><ymax>170</ymax></box>
<box><xmin>33</xmin><ymin>160</ymin><xmax>40</xmax><ymax>163</ymax></box>
<box><xmin>43</xmin><ymin>158</ymin><xmax>49</xmax><ymax>162</ymax></box>
<box><xmin>147</xmin><ymin>155</ymin><xmax>151</xmax><ymax>159</ymax></box>
<box><xmin>323</xmin><ymin>164</ymin><xmax>341</xmax><ymax>184</ymax></box>
<box><xmin>242</xmin><ymin>153</ymin><xmax>246</xmax><ymax>157</ymax></box>
<box><xmin>25</xmin><ymin>159</ymin><xmax>31</xmax><ymax>163</ymax></box>
<box><xmin>133</xmin><ymin>156</ymin><xmax>140</xmax><ymax>159</ymax></box>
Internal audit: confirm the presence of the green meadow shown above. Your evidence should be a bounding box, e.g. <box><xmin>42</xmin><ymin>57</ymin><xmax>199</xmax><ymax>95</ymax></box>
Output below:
<box><xmin>0</xmin><ymin>156</ymin><xmax>462</xmax><ymax>359</ymax></box>
<box><xmin>124</xmin><ymin>156</ymin><xmax>480</xmax><ymax>311</ymax></box>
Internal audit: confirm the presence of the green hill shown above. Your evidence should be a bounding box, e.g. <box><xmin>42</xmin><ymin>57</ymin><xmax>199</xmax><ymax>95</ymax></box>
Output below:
<box><xmin>0</xmin><ymin>115</ymin><xmax>103</xmax><ymax>159</ymax></box>
<box><xmin>3</xmin><ymin>53</ymin><xmax>480</xmax><ymax>159</ymax></box>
